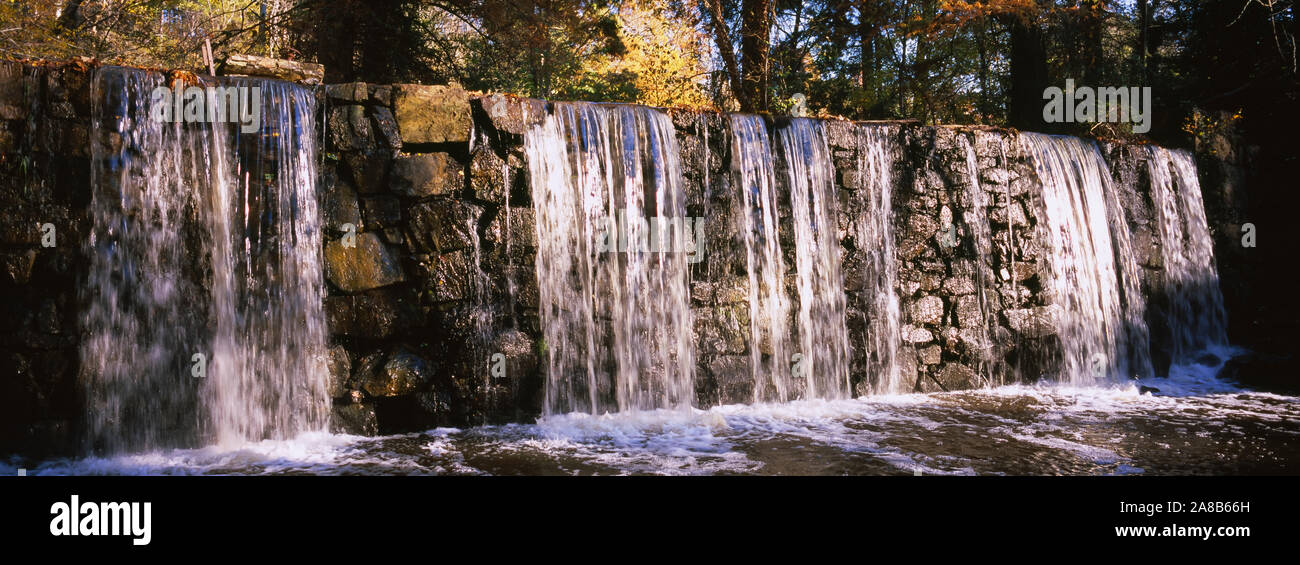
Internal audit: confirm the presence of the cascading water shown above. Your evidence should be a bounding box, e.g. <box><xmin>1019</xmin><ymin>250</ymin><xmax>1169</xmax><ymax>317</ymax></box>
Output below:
<box><xmin>82</xmin><ymin>67</ymin><xmax>327</xmax><ymax>453</ymax></box>
<box><xmin>1145</xmin><ymin>146</ymin><xmax>1230</xmax><ymax>359</ymax></box>
<box><xmin>852</xmin><ymin>124</ymin><xmax>904</xmax><ymax>394</ymax></box>
<box><xmin>84</xmin><ymin>68</ymin><xmax>210</xmax><ymax>452</ymax></box>
<box><xmin>778</xmin><ymin>118</ymin><xmax>851</xmax><ymax>399</ymax></box>
<box><xmin>730</xmin><ymin>115</ymin><xmax>793</xmax><ymax>402</ymax></box>
<box><xmin>1021</xmin><ymin>133</ymin><xmax>1150</xmax><ymax>385</ymax></box>
<box><xmin>206</xmin><ymin>76</ymin><xmax>329</xmax><ymax>446</ymax></box>
<box><xmin>525</xmin><ymin>103</ymin><xmax>695</xmax><ymax>415</ymax></box>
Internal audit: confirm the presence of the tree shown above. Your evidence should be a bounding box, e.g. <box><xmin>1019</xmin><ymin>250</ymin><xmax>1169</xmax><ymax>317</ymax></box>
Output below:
<box><xmin>739</xmin><ymin>0</ymin><xmax>772</xmax><ymax>111</ymax></box>
<box><xmin>706</xmin><ymin>0</ymin><xmax>747</xmax><ymax>109</ymax></box>
<box><xmin>589</xmin><ymin>0</ymin><xmax>712</xmax><ymax>107</ymax></box>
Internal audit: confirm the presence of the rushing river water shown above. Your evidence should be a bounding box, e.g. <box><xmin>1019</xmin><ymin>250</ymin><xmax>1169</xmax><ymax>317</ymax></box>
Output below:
<box><xmin>10</xmin><ymin>348</ymin><xmax>1297</xmax><ymax>476</ymax></box>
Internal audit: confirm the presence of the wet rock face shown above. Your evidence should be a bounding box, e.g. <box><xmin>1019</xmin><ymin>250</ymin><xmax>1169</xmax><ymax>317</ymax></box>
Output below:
<box><xmin>391</xmin><ymin>153</ymin><xmax>462</xmax><ymax>197</ymax></box>
<box><xmin>0</xmin><ymin>62</ymin><xmax>92</xmax><ymax>457</ymax></box>
<box><xmin>324</xmin><ymin>233</ymin><xmax>406</xmax><ymax>293</ymax></box>
<box><xmin>314</xmin><ymin>84</ymin><xmax>542</xmax><ymax>432</ymax></box>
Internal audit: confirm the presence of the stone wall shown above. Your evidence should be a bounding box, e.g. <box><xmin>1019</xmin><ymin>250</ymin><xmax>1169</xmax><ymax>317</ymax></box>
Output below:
<box><xmin>318</xmin><ymin>84</ymin><xmax>545</xmax><ymax>434</ymax></box>
<box><xmin>0</xmin><ymin>61</ymin><xmax>91</xmax><ymax>456</ymax></box>
<box><xmin>0</xmin><ymin>60</ymin><xmax>1222</xmax><ymax>455</ymax></box>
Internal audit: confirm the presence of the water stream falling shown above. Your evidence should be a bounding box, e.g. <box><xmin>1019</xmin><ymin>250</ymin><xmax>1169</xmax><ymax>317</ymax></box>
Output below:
<box><xmin>730</xmin><ymin>115</ymin><xmax>793</xmax><ymax>402</ymax></box>
<box><xmin>852</xmin><ymin>124</ymin><xmax>904</xmax><ymax>394</ymax></box>
<box><xmin>84</xmin><ymin>68</ymin><xmax>209</xmax><ymax>452</ymax></box>
<box><xmin>525</xmin><ymin>103</ymin><xmax>695</xmax><ymax>415</ymax></box>
<box><xmin>207</xmin><ymin>76</ymin><xmax>329</xmax><ymax>446</ymax></box>
<box><xmin>83</xmin><ymin>67</ymin><xmax>327</xmax><ymax>453</ymax></box>
<box><xmin>778</xmin><ymin>118</ymin><xmax>851</xmax><ymax>399</ymax></box>
<box><xmin>1021</xmin><ymin>133</ymin><xmax>1150</xmax><ymax>385</ymax></box>
<box><xmin>1145</xmin><ymin>146</ymin><xmax>1230</xmax><ymax>360</ymax></box>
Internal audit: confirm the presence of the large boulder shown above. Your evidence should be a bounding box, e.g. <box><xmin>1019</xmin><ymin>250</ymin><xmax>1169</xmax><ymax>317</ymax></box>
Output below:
<box><xmin>918</xmin><ymin>345</ymin><xmax>942</xmax><ymax>365</ymax></box>
<box><xmin>1218</xmin><ymin>352</ymin><xmax>1300</xmax><ymax>395</ymax></box>
<box><xmin>488</xmin><ymin>329</ymin><xmax>539</xmax><ymax>383</ymax></box>
<box><xmin>484</xmin><ymin>207</ymin><xmax>536</xmax><ymax>250</ymax></box>
<box><xmin>391</xmin><ymin>153</ymin><xmax>462</xmax><ymax>197</ymax></box>
<box><xmin>321</xmin><ymin>168</ymin><xmax>362</xmax><ymax>232</ymax></box>
<box><xmin>474</xmin><ymin>94</ymin><xmax>545</xmax><ymax>136</ymax></box>
<box><xmin>360</xmin><ymin>195</ymin><xmax>401</xmax><ymax>230</ymax></box>
<box><xmin>935</xmin><ymin>362</ymin><xmax>979</xmax><ymax>391</ymax></box>
<box><xmin>902</xmin><ymin>325</ymin><xmax>934</xmax><ymax>344</ymax></box>
<box><xmin>468</xmin><ymin>146</ymin><xmax>509</xmax><ymax>203</ymax></box>
<box><xmin>954</xmin><ymin>295</ymin><xmax>983</xmax><ymax>328</ymax></box>
<box><xmin>392</xmin><ymin>84</ymin><xmax>471</xmax><ymax>144</ymax></box>
<box><xmin>371</xmin><ymin>106</ymin><xmax>402</xmax><ymax>151</ymax></box>
<box><xmin>0</xmin><ymin>250</ymin><xmax>37</xmax><ymax>285</ymax></box>
<box><xmin>343</xmin><ymin>151</ymin><xmax>390</xmax><ymax>194</ymax></box>
<box><xmin>406</xmin><ymin>200</ymin><xmax>481</xmax><ymax>254</ymax></box>
<box><xmin>354</xmin><ymin>347</ymin><xmax>435</xmax><ymax>398</ymax></box>
<box><xmin>694</xmin><ymin>306</ymin><xmax>748</xmax><ymax>355</ymax></box>
<box><xmin>899</xmin><ymin>213</ymin><xmax>940</xmax><ymax>260</ymax></box>
<box><xmin>324</xmin><ymin>232</ymin><xmax>406</xmax><ymax>293</ymax></box>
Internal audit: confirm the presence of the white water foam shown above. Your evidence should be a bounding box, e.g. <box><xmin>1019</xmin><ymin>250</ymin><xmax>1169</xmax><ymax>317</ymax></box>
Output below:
<box><xmin>12</xmin><ymin>348</ymin><xmax>1292</xmax><ymax>476</ymax></box>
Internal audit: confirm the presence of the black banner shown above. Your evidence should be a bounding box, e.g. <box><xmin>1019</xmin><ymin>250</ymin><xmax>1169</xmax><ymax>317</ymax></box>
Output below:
<box><xmin>0</xmin><ymin>476</ymin><xmax>1288</xmax><ymax>555</ymax></box>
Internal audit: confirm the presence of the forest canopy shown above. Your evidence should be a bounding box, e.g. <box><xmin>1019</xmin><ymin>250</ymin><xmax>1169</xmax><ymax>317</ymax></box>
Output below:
<box><xmin>1</xmin><ymin>0</ymin><xmax>1296</xmax><ymax>144</ymax></box>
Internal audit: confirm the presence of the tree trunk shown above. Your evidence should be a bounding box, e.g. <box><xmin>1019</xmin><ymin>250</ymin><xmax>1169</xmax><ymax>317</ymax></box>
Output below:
<box><xmin>1005</xmin><ymin>11</ymin><xmax>1050</xmax><ymax>131</ymax></box>
<box><xmin>706</xmin><ymin>0</ymin><xmax>747</xmax><ymax>110</ymax></box>
<box><xmin>857</xmin><ymin>0</ymin><xmax>876</xmax><ymax>111</ymax></box>
<box><xmin>739</xmin><ymin>0</ymin><xmax>772</xmax><ymax>112</ymax></box>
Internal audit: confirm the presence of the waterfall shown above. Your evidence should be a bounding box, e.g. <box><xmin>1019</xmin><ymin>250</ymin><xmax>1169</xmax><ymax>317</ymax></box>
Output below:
<box><xmin>84</xmin><ymin>69</ymin><xmax>209</xmax><ymax>452</ymax></box>
<box><xmin>206</xmin><ymin>76</ymin><xmax>329</xmax><ymax>446</ymax></box>
<box><xmin>82</xmin><ymin>67</ymin><xmax>327</xmax><ymax>453</ymax></box>
<box><xmin>1021</xmin><ymin>133</ymin><xmax>1149</xmax><ymax>385</ymax></box>
<box><xmin>853</xmin><ymin>124</ymin><xmax>904</xmax><ymax>394</ymax></box>
<box><xmin>1146</xmin><ymin>147</ymin><xmax>1229</xmax><ymax>360</ymax></box>
<box><xmin>525</xmin><ymin>103</ymin><xmax>695</xmax><ymax>415</ymax></box>
<box><xmin>778</xmin><ymin>118</ymin><xmax>851</xmax><ymax>399</ymax></box>
<box><xmin>730</xmin><ymin>115</ymin><xmax>793</xmax><ymax>402</ymax></box>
